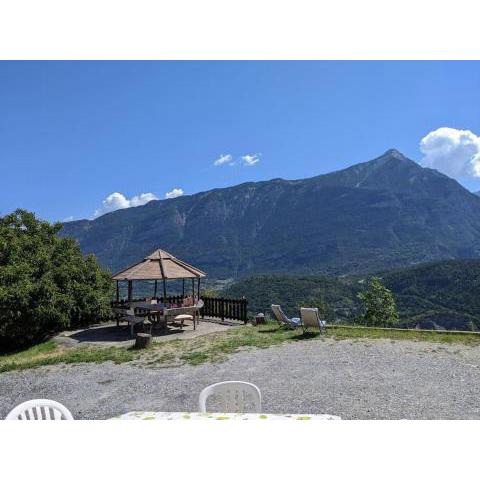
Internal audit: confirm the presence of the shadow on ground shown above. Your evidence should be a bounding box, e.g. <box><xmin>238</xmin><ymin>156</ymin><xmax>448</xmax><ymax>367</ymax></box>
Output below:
<box><xmin>69</xmin><ymin>324</ymin><xmax>186</xmax><ymax>343</ymax></box>
<box><xmin>59</xmin><ymin>318</ymin><xmax>242</xmax><ymax>346</ymax></box>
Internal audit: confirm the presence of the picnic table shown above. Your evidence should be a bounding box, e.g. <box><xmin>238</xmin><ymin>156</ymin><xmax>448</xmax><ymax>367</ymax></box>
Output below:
<box><xmin>111</xmin><ymin>411</ymin><xmax>341</xmax><ymax>420</ymax></box>
<box><xmin>134</xmin><ymin>304</ymin><xmax>199</xmax><ymax>330</ymax></box>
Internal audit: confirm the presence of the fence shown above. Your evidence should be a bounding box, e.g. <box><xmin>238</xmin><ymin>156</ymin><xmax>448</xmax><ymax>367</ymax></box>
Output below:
<box><xmin>111</xmin><ymin>295</ymin><xmax>248</xmax><ymax>324</ymax></box>
<box><xmin>201</xmin><ymin>296</ymin><xmax>248</xmax><ymax>324</ymax></box>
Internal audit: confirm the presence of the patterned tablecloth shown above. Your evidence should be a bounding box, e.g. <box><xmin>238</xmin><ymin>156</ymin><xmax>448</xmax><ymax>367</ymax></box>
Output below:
<box><xmin>111</xmin><ymin>411</ymin><xmax>341</xmax><ymax>420</ymax></box>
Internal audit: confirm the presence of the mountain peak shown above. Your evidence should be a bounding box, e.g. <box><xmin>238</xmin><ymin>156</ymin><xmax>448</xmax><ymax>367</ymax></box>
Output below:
<box><xmin>381</xmin><ymin>148</ymin><xmax>407</xmax><ymax>160</ymax></box>
<box><xmin>383</xmin><ymin>148</ymin><xmax>405</xmax><ymax>158</ymax></box>
<box><xmin>364</xmin><ymin>148</ymin><xmax>419</xmax><ymax>171</ymax></box>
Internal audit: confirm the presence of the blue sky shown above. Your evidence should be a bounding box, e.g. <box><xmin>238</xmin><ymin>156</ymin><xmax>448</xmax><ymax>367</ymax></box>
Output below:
<box><xmin>1</xmin><ymin>61</ymin><xmax>480</xmax><ymax>221</ymax></box>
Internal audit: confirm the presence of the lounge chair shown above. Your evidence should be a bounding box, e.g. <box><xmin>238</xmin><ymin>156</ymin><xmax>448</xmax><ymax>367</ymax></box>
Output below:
<box><xmin>5</xmin><ymin>399</ymin><xmax>74</xmax><ymax>420</ymax></box>
<box><xmin>271</xmin><ymin>304</ymin><xmax>302</xmax><ymax>329</ymax></box>
<box><xmin>198</xmin><ymin>381</ymin><xmax>262</xmax><ymax>413</ymax></box>
<box><xmin>300</xmin><ymin>307</ymin><xmax>326</xmax><ymax>334</ymax></box>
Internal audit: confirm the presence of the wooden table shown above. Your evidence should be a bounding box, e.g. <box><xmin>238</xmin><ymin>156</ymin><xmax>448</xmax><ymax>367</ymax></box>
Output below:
<box><xmin>134</xmin><ymin>305</ymin><xmax>167</xmax><ymax>330</ymax></box>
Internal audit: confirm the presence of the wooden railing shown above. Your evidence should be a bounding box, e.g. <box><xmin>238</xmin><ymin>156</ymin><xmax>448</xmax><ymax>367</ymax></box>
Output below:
<box><xmin>111</xmin><ymin>295</ymin><xmax>186</xmax><ymax>308</ymax></box>
<box><xmin>201</xmin><ymin>297</ymin><xmax>248</xmax><ymax>324</ymax></box>
<box><xmin>111</xmin><ymin>295</ymin><xmax>248</xmax><ymax>324</ymax></box>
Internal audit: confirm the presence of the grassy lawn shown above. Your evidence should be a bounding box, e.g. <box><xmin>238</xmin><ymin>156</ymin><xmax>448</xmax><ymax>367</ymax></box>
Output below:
<box><xmin>2</xmin><ymin>323</ymin><xmax>480</xmax><ymax>373</ymax></box>
<box><xmin>0</xmin><ymin>340</ymin><xmax>135</xmax><ymax>374</ymax></box>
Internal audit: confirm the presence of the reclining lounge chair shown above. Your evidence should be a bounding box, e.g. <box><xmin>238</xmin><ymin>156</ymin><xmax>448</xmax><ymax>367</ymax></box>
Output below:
<box><xmin>271</xmin><ymin>304</ymin><xmax>302</xmax><ymax>329</ymax></box>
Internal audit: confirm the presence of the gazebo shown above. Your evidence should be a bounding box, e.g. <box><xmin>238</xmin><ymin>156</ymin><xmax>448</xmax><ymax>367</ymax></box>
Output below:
<box><xmin>112</xmin><ymin>248</ymin><xmax>207</xmax><ymax>302</ymax></box>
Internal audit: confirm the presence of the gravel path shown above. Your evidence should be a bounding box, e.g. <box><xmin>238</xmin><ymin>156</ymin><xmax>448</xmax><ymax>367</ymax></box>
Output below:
<box><xmin>1</xmin><ymin>337</ymin><xmax>480</xmax><ymax>419</ymax></box>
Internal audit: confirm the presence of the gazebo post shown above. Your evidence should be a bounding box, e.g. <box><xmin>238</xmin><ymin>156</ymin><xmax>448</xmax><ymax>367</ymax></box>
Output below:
<box><xmin>182</xmin><ymin>279</ymin><xmax>185</xmax><ymax>297</ymax></box>
<box><xmin>163</xmin><ymin>278</ymin><xmax>167</xmax><ymax>302</ymax></box>
<box><xmin>154</xmin><ymin>280</ymin><xmax>158</xmax><ymax>298</ymax></box>
<box><xmin>116</xmin><ymin>281</ymin><xmax>119</xmax><ymax>302</ymax></box>
<box><xmin>127</xmin><ymin>280</ymin><xmax>133</xmax><ymax>302</ymax></box>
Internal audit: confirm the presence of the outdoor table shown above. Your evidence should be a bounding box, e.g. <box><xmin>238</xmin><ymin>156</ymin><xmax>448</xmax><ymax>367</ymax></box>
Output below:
<box><xmin>134</xmin><ymin>305</ymin><xmax>167</xmax><ymax>330</ymax></box>
<box><xmin>134</xmin><ymin>305</ymin><xmax>197</xmax><ymax>330</ymax></box>
<box><xmin>111</xmin><ymin>411</ymin><xmax>341</xmax><ymax>420</ymax></box>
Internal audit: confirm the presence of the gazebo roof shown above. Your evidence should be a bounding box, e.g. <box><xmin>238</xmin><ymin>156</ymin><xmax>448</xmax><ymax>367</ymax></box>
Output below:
<box><xmin>112</xmin><ymin>249</ymin><xmax>207</xmax><ymax>281</ymax></box>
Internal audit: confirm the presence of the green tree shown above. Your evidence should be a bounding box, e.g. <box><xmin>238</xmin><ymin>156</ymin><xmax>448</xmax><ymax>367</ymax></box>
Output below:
<box><xmin>357</xmin><ymin>276</ymin><xmax>399</xmax><ymax>327</ymax></box>
<box><xmin>0</xmin><ymin>209</ymin><xmax>114</xmax><ymax>352</ymax></box>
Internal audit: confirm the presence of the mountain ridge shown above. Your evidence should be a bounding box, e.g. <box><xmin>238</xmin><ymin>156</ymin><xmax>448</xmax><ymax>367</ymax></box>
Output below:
<box><xmin>61</xmin><ymin>149</ymin><xmax>480</xmax><ymax>277</ymax></box>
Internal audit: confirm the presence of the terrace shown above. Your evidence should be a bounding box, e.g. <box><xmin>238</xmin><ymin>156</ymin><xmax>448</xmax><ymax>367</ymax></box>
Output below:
<box><xmin>3</xmin><ymin>246</ymin><xmax>480</xmax><ymax>420</ymax></box>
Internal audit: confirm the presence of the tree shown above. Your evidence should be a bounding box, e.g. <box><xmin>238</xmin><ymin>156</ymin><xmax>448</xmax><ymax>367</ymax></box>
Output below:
<box><xmin>357</xmin><ymin>276</ymin><xmax>399</xmax><ymax>327</ymax></box>
<box><xmin>0</xmin><ymin>209</ymin><xmax>114</xmax><ymax>352</ymax></box>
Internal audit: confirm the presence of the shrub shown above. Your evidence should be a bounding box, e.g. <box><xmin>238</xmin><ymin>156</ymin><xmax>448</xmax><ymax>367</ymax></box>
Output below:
<box><xmin>357</xmin><ymin>276</ymin><xmax>399</xmax><ymax>327</ymax></box>
<box><xmin>0</xmin><ymin>210</ymin><xmax>113</xmax><ymax>352</ymax></box>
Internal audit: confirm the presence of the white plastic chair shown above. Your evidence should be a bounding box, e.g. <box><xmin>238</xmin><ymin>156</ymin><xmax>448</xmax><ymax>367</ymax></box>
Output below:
<box><xmin>5</xmin><ymin>399</ymin><xmax>74</xmax><ymax>420</ymax></box>
<box><xmin>300</xmin><ymin>307</ymin><xmax>327</xmax><ymax>334</ymax></box>
<box><xmin>198</xmin><ymin>381</ymin><xmax>262</xmax><ymax>413</ymax></box>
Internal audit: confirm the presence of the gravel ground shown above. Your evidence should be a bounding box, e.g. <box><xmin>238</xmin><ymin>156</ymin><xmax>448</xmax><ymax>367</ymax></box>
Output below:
<box><xmin>1</xmin><ymin>337</ymin><xmax>480</xmax><ymax>419</ymax></box>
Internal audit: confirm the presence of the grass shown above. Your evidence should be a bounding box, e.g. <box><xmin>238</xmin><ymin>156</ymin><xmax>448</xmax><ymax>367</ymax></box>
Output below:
<box><xmin>134</xmin><ymin>322</ymin><xmax>480</xmax><ymax>367</ymax></box>
<box><xmin>326</xmin><ymin>324</ymin><xmax>480</xmax><ymax>345</ymax></box>
<box><xmin>0</xmin><ymin>340</ymin><xmax>136</xmax><ymax>373</ymax></box>
<box><xmin>2</xmin><ymin>322</ymin><xmax>480</xmax><ymax>373</ymax></box>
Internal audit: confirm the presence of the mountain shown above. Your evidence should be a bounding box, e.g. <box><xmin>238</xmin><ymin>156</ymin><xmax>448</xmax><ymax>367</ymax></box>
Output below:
<box><xmin>60</xmin><ymin>149</ymin><xmax>480</xmax><ymax>278</ymax></box>
<box><xmin>223</xmin><ymin>259</ymin><xmax>480</xmax><ymax>331</ymax></box>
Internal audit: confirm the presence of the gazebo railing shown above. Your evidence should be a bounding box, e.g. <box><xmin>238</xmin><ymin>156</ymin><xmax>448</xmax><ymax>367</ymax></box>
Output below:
<box><xmin>111</xmin><ymin>295</ymin><xmax>248</xmax><ymax>324</ymax></box>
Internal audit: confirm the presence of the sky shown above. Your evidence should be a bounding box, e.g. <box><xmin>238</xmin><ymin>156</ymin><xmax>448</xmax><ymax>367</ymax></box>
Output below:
<box><xmin>1</xmin><ymin>61</ymin><xmax>480</xmax><ymax>222</ymax></box>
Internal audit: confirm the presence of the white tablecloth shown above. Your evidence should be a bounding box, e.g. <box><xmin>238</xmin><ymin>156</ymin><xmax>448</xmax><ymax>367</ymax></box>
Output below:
<box><xmin>111</xmin><ymin>411</ymin><xmax>341</xmax><ymax>420</ymax></box>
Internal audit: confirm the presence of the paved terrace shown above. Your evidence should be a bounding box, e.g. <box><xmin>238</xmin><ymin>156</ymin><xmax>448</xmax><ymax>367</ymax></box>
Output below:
<box><xmin>53</xmin><ymin>318</ymin><xmax>238</xmax><ymax>348</ymax></box>
<box><xmin>1</xmin><ymin>336</ymin><xmax>480</xmax><ymax>419</ymax></box>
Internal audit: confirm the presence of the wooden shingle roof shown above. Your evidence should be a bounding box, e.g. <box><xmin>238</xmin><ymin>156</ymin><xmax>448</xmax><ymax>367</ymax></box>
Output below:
<box><xmin>112</xmin><ymin>249</ymin><xmax>206</xmax><ymax>281</ymax></box>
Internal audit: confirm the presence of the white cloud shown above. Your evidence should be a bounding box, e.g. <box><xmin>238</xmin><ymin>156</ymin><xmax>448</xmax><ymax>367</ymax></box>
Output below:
<box><xmin>63</xmin><ymin>216</ymin><xmax>74</xmax><ymax>222</ymax></box>
<box><xmin>93</xmin><ymin>192</ymin><xmax>158</xmax><ymax>218</ymax></box>
<box><xmin>241</xmin><ymin>153</ymin><xmax>260</xmax><ymax>166</ymax></box>
<box><xmin>213</xmin><ymin>152</ymin><xmax>261</xmax><ymax>167</ymax></box>
<box><xmin>420</xmin><ymin>127</ymin><xmax>480</xmax><ymax>178</ymax></box>
<box><xmin>129</xmin><ymin>192</ymin><xmax>159</xmax><ymax>207</ymax></box>
<box><xmin>213</xmin><ymin>154</ymin><xmax>234</xmax><ymax>166</ymax></box>
<box><xmin>165</xmin><ymin>188</ymin><xmax>184</xmax><ymax>199</ymax></box>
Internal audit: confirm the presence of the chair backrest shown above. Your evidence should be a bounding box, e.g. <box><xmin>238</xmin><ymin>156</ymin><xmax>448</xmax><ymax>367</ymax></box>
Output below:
<box><xmin>300</xmin><ymin>307</ymin><xmax>323</xmax><ymax>329</ymax></box>
<box><xmin>165</xmin><ymin>306</ymin><xmax>196</xmax><ymax>316</ymax></box>
<box><xmin>271</xmin><ymin>304</ymin><xmax>288</xmax><ymax>325</ymax></box>
<box><xmin>5</xmin><ymin>399</ymin><xmax>74</xmax><ymax>420</ymax></box>
<box><xmin>150</xmin><ymin>299</ymin><xmax>158</xmax><ymax>305</ymax></box>
<box><xmin>300</xmin><ymin>307</ymin><xmax>320</xmax><ymax>328</ymax></box>
<box><xmin>195</xmin><ymin>299</ymin><xmax>204</xmax><ymax>310</ymax></box>
<box><xmin>198</xmin><ymin>381</ymin><xmax>262</xmax><ymax>413</ymax></box>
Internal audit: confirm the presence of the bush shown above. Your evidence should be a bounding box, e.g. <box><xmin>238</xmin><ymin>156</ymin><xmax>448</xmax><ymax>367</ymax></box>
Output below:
<box><xmin>0</xmin><ymin>210</ymin><xmax>114</xmax><ymax>352</ymax></box>
<box><xmin>357</xmin><ymin>276</ymin><xmax>399</xmax><ymax>327</ymax></box>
